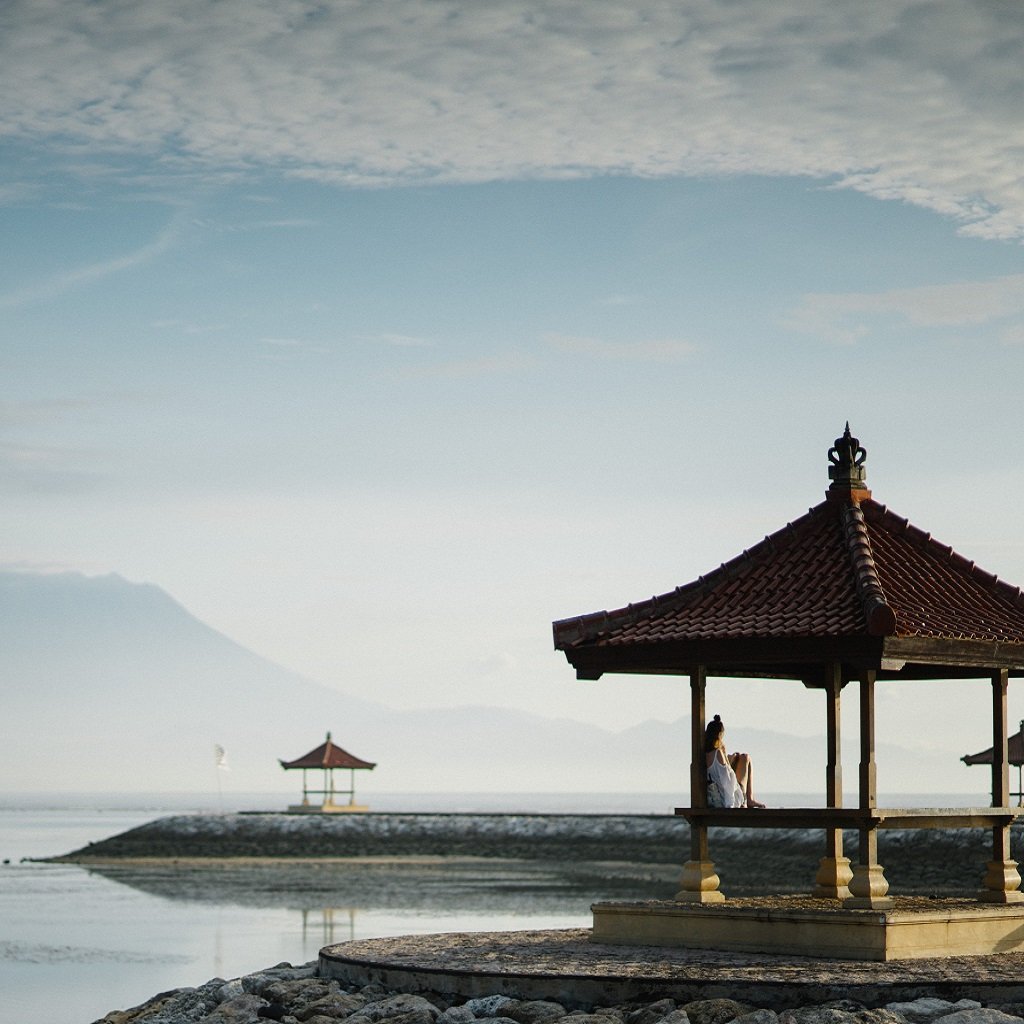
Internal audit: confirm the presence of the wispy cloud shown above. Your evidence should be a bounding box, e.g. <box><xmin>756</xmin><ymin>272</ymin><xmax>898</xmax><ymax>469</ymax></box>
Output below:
<box><xmin>2</xmin><ymin>2</ymin><xmax>1024</xmax><ymax>236</ymax></box>
<box><xmin>545</xmin><ymin>332</ymin><xmax>697</xmax><ymax>362</ymax></box>
<box><xmin>785</xmin><ymin>273</ymin><xmax>1024</xmax><ymax>345</ymax></box>
<box><xmin>0</xmin><ymin>208</ymin><xmax>187</xmax><ymax>309</ymax></box>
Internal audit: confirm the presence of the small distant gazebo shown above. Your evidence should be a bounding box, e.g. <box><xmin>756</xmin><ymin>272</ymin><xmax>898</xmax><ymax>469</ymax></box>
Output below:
<box><xmin>279</xmin><ymin>732</ymin><xmax>376</xmax><ymax>814</ymax></box>
<box><xmin>963</xmin><ymin>722</ymin><xmax>1024</xmax><ymax>805</ymax></box>
<box><xmin>554</xmin><ymin>426</ymin><xmax>1024</xmax><ymax>960</ymax></box>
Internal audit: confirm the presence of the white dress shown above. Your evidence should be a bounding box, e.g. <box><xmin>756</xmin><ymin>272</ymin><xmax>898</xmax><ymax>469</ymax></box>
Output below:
<box><xmin>707</xmin><ymin>752</ymin><xmax>746</xmax><ymax>808</ymax></box>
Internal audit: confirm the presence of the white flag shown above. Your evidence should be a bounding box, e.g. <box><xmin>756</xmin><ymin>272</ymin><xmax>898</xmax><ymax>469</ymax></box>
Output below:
<box><xmin>214</xmin><ymin>744</ymin><xmax>230</xmax><ymax>772</ymax></box>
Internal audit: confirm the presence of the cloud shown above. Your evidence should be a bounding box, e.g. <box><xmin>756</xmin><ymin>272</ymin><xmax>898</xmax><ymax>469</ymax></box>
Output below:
<box><xmin>0</xmin><ymin>208</ymin><xmax>187</xmax><ymax>309</ymax></box>
<box><xmin>544</xmin><ymin>332</ymin><xmax>697</xmax><ymax>362</ymax></box>
<box><xmin>1</xmin><ymin>2</ymin><xmax>1023</xmax><ymax>236</ymax></box>
<box><xmin>785</xmin><ymin>272</ymin><xmax>1024</xmax><ymax>345</ymax></box>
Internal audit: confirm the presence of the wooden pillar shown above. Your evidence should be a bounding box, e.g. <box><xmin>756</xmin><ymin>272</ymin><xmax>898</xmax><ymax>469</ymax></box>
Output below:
<box><xmin>981</xmin><ymin>669</ymin><xmax>1023</xmax><ymax>903</ymax></box>
<box><xmin>845</xmin><ymin>669</ymin><xmax>892</xmax><ymax>909</ymax></box>
<box><xmin>814</xmin><ymin>662</ymin><xmax>852</xmax><ymax>899</ymax></box>
<box><xmin>676</xmin><ymin>665</ymin><xmax>724</xmax><ymax>903</ymax></box>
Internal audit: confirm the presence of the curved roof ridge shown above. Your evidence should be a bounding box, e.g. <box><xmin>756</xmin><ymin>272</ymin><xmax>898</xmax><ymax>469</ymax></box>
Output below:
<box><xmin>840</xmin><ymin>501</ymin><xmax>897</xmax><ymax>636</ymax></box>
<box><xmin>864</xmin><ymin>501</ymin><xmax>1024</xmax><ymax>614</ymax></box>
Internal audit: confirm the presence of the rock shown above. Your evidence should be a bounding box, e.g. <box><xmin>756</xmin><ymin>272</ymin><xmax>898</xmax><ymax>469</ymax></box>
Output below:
<box><xmin>219</xmin><ymin>982</ymin><xmax>247</xmax><ymax>1003</ymax></box>
<box><xmin>467</xmin><ymin>998</ymin><xmax>521</xmax><ymax>1018</ymax></box>
<box><xmin>508</xmin><ymin>1002</ymin><xmax>567</xmax><ymax>1024</ymax></box>
<box><xmin>96</xmin><ymin>978</ymin><xmax>229</xmax><ymax>1023</ymax></box>
<box><xmin>733</xmin><ymin>1012</ymin><xmax>778</xmax><ymax>1024</ymax></box>
<box><xmin>349</xmin><ymin>994</ymin><xmax>442</xmax><ymax>1024</ymax></box>
<box><xmin>855</xmin><ymin>1012</ymin><xmax>908</xmax><ymax>1024</ymax></box>
<box><xmin>243</xmin><ymin>966</ymin><xmax>320</xmax><ymax>995</ymax></box>
<box><xmin>560</xmin><ymin>1017</ymin><xmax>626</xmax><ymax>1024</ymax></box>
<box><xmin>937</xmin><ymin>1013</ymin><xmax>1024</xmax><ymax>1024</ymax></box>
<box><xmin>628</xmin><ymin>1000</ymin><xmax>677</xmax><ymax>1024</ymax></box>
<box><xmin>779</xmin><ymin>1011</ymin><xmax>857</xmax><ymax>1024</ymax></box>
<box><xmin>683</xmin><ymin>1002</ymin><xmax>752</xmax><ymax>1024</ymax></box>
<box><xmin>200</xmin><ymin>993</ymin><xmax>269</xmax><ymax>1023</ymax></box>
<box><xmin>295</xmin><ymin>993</ymin><xmax>370</xmax><ymax>1021</ymax></box>
<box><xmin>438</xmin><ymin>1008</ymin><xmax>476</xmax><ymax>1024</ymax></box>
<box><xmin>590</xmin><ymin>1010</ymin><xmax>626</xmax><ymax>1023</ymax></box>
<box><xmin>256</xmin><ymin>981</ymin><xmax>342</xmax><ymax>1015</ymax></box>
<box><xmin>884</xmin><ymin>1005</ymin><xmax>981</xmax><ymax>1024</ymax></box>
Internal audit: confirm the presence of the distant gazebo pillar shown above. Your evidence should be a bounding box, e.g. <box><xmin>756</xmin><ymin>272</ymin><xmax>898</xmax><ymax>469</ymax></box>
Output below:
<box><xmin>279</xmin><ymin>732</ymin><xmax>376</xmax><ymax>814</ymax></box>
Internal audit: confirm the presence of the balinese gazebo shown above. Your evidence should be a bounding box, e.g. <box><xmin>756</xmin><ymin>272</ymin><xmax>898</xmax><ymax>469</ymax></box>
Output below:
<box><xmin>553</xmin><ymin>427</ymin><xmax>1024</xmax><ymax>959</ymax></box>
<box><xmin>963</xmin><ymin>722</ymin><xmax>1024</xmax><ymax>806</ymax></box>
<box><xmin>280</xmin><ymin>732</ymin><xmax>376</xmax><ymax>814</ymax></box>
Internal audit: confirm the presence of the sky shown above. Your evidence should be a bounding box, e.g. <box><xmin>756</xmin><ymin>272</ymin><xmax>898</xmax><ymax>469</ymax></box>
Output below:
<box><xmin>4</xmin><ymin>0</ymin><xmax>1024</xmax><ymax>765</ymax></box>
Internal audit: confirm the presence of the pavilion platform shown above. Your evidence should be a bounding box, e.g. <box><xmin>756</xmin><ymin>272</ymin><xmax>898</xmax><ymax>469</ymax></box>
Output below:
<box><xmin>592</xmin><ymin>895</ymin><xmax>1024</xmax><ymax>961</ymax></box>
<box><xmin>319</xmin><ymin>926</ymin><xmax>1024</xmax><ymax>1008</ymax></box>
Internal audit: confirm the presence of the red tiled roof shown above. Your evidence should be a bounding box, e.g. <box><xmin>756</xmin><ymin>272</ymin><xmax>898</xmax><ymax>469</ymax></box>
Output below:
<box><xmin>962</xmin><ymin>724</ymin><xmax>1024</xmax><ymax>767</ymax></box>
<box><xmin>280</xmin><ymin>734</ymin><xmax>376</xmax><ymax>771</ymax></box>
<box><xmin>554</xmin><ymin>495</ymin><xmax>1024</xmax><ymax>653</ymax></box>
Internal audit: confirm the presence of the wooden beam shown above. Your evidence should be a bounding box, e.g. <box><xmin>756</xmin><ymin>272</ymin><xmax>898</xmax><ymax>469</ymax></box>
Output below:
<box><xmin>690</xmin><ymin>666</ymin><xmax>707</xmax><ymax>810</ymax></box>
<box><xmin>993</xmin><ymin>668</ymin><xmax>1010</xmax><ymax>808</ymax></box>
<box><xmin>859</xmin><ymin>669</ymin><xmax>877</xmax><ymax>810</ymax></box>
<box><xmin>825</xmin><ymin>662</ymin><xmax>843</xmax><ymax>809</ymax></box>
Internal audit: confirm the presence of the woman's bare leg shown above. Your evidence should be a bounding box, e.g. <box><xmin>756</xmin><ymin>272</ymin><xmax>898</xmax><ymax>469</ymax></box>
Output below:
<box><xmin>730</xmin><ymin>752</ymin><xmax>764</xmax><ymax>807</ymax></box>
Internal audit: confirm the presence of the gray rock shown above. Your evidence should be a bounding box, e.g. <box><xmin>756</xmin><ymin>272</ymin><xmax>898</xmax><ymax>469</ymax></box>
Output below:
<box><xmin>562</xmin><ymin>1017</ymin><xmax>628</xmax><ymax>1024</ymax></box>
<box><xmin>589</xmin><ymin>1010</ymin><xmax>626</xmax><ymax>1024</ymax></box>
<box><xmin>467</xmin><ymin>999</ymin><xmax>520</xmax><ymax>1019</ymax></box>
<box><xmin>684</xmin><ymin>1002</ymin><xmax>753</xmax><ymax>1024</ymax></box>
<box><xmin>296</xmin><ymin>992</ymin><xmax>373</xmax><ymax>1021</ymax></box>
<box><xmin>629</xmin><ymin>1000</ymin><xmax>677</xmax><ymax>1024</ymax></box>
<box><xmin>509</xmin><ymin>1002</ymin><xmax>567</xmax><ymax>1024</ymax></box>
<box><xmin>884</xmin><ymin>1005</ymin><xmax>980</xmax><ymax>1024</ymax></box>
<box><xmin>938</xmin><ymin>1012</ymin><xmax>1024</xmax><ymax>1024</ymax></box>
<box><xmin>438</xmin><ymin>1008</ymin><xmax>476</xmax><ymax>1024</ymax></box>
<box><xmin>349</xmin><ymin>995</ymin><xmax>442</xmax><ymax>1024</ymax></box>
<box><xmin>199</xmin><ymin>993</ymin><xmax>268</xmax><ymax>1023</ymax></box>
<box><xmin>779</xmin><ymin>1010</ymin><xmax>857</xmax><ymax>1024</ymax></box>
<box><xmin>241</xmin><ymin>965</ymin><xmax>318</xmax><ymax>995</ymax></box>
<box><xmin>733</xmin><ymin>1012</ymin><xmax>778</xmax><ymax>1024</ymax></box>
<box><xmin>98</xmin><ymin>979</ymin><xmax>229</xmax><ymax>1023</ymax></box>
<box><xmin>856</xmin><ymin>1012</ymin><xmax>908</xmax><ymax>1024</ymax></box>
<box><xmin>250</xmin><ymin>979</ymin><xmax>339</xmax><ymax>1008</ymax></box>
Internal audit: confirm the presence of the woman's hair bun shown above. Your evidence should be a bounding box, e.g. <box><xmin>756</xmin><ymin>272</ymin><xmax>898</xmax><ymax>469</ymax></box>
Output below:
<box><xmin>713</xmin><ymin>714</ymin><xmax>721</xmax><ymax>722</ymax></box>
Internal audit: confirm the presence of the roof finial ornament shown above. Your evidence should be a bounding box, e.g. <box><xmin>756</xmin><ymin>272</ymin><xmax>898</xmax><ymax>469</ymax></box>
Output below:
<box><xmin>827</xmin><ymin>423</ymin><xmax>870</xmax><ymax>500</ymax></box>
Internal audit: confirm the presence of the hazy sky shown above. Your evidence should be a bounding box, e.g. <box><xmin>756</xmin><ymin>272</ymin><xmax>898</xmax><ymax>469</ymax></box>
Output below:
<box><xmin>4</xmin><ymin>1</ymin><xmax>1024</xmax><ymax>753</ymax></box>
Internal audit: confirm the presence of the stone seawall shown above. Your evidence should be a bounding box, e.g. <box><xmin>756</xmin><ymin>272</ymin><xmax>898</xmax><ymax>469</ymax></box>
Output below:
<box><xmin>55</xmin><ymin>813</ymin><xmax>1024</xmax><ymax>895</ymax></box>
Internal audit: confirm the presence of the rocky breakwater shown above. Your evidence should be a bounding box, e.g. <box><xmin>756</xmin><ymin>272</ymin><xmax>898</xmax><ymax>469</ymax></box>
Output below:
<box><xmin>95</xmin><ymin>959</ymin><xmax>1024</xmax><ymax>1024</ymax></box>
<box><xmin>56</xmin><ymin>814</ymin><xmax>1024</xmax><ymax>895</ymax></box>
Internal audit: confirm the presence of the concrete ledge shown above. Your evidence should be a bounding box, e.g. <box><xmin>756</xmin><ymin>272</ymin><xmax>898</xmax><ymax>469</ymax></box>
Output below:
<box><xmin>319</xmin><ymin>927</ymin><xmax>1024</xmax><ymax>1009</ymax></box>
<box><xmin>593</xmin><ymin>897</ymin><xmax>1024</xmax><ymax>961</ymax></box>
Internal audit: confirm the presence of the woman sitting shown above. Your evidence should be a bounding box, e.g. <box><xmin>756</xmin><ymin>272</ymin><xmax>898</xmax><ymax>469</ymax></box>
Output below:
<box><xmin>705</xmin><ymin>714</ymin><xmax>765</xmax><ymax>808</ymax></box>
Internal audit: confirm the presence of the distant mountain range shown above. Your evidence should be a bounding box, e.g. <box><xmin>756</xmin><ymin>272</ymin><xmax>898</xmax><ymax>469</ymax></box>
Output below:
<box><xmin>1</xmin><ymin>571</ymin><xmax>981</xmax><ymax>798</ymax></box>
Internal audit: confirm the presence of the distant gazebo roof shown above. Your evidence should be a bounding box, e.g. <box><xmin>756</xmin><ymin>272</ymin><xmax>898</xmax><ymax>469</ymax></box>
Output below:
<box><xmin>279</xmin><ymin>733</ymin><xmax>377</xmax><ymax>771</ymax></box>
<box><xmin>554</xmin><ymin>424</ymin><xmax>1024</xmax><ymax>683</ymax></box>
<box><xmin>279</xmin><ymin>732</ymin><xmax>376</xmax><ymax>814</ymax></box>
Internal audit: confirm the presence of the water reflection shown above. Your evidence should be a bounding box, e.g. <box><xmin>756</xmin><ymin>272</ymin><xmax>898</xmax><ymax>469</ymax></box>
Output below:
<box><xmin>81</xmin><ymin>857</ymin><xmax>679</xmax><ymax>914</ymax></box>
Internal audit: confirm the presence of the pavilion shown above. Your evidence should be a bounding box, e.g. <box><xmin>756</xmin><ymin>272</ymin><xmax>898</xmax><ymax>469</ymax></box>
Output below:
<box><xmin>280</xmin><ymin>732</ymin><xmax>376</xmax><ymax>814</ymax></box>
<box><xmin>553</xmin><ymin>426</ymin><xmax>1024</xmax><ymax>959</ymax></box>
<box><xmin>963</xmin><ymin>722</ymin><xmax>1024</xmax><ymax>805</ymax></box>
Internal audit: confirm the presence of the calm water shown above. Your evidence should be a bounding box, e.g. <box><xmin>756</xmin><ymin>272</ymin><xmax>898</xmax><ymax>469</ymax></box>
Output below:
<box><xmin>0</xmin><ymin>791</ymin><xmax>987</xmax><ymax>1024</ymax></box>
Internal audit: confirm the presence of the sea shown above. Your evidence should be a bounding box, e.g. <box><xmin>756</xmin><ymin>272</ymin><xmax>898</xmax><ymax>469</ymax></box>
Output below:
<box><xmin>0</xmin><ymin>790</ymin><xmax>989</xmax><ymax>1024</ymax></box>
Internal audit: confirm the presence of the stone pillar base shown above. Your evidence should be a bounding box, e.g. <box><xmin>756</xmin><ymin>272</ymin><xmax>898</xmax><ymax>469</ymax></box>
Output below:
<box><xmin>813</xmin><ymin>856</ymin><xmax>853</xmax><ymax>900</ymax></box>
<box><xmin>979</xmin><ymin>860</ymin><xmax>1024</xmax><ymax>903</ymax></box>
<box><xmin>675</xmin><ymin>860</ymin><xmax>725</xmax><ymax>903</ymax></box>
<box><xmin>844</xmin><ymin>863</ymin><xmax>894</xmax><ymax>910</ymax></box>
